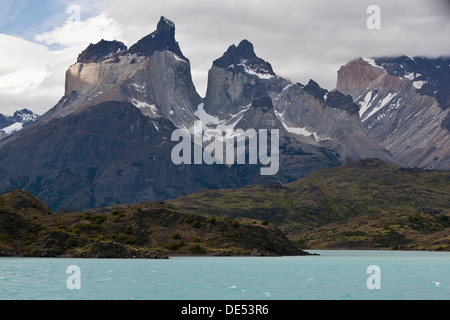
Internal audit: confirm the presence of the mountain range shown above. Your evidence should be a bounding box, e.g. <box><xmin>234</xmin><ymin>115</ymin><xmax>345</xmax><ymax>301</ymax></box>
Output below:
<box><xmin>0</xmin><ymin>16</ymin><xmax>448</xmax><ymax>213</ymax></box>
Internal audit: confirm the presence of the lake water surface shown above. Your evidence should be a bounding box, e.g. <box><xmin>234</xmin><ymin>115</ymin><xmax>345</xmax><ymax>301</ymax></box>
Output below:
<box><xmin>0</xmin><ymin>250</ymin><xmax>448</xmax><ymax>300</ymax></box>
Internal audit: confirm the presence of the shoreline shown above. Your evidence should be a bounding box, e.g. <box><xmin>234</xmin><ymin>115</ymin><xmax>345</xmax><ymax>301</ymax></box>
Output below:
<box><xmin>2</xmin><ymin>249</ymin><xmax>449</xmax><ymax>260</ymax></box>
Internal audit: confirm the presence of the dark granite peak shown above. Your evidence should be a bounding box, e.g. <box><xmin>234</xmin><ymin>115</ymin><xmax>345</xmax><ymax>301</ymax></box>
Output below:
<box><xmin>77</xmin><ymin>39</ymin><xmax>127</xmax><ymax>63</ymax></box>
<box><xmin>0</xmin><ymin>109</ymin><xmax>39</xmax><ymax>134</ymax></box>
<box><xmin>13</xmin><ymin>108</ymin><xmax>34</xmax><ymax>118</ymax></box>
<box><xmin>326</xmin><ymin>91</ymin><xmax>359</xmax><ymax>116</ymax></box>
<box><xmin>157</xmin><ymin>16</ymin><xmax>176</xmax><ymax>35</ymax></box>
<box><xmin>303</xmin><ymin>80</ymin><xmax>328</xmax><ymax>102</ymax></box>
<box><xmin>126</xmin><ymin>16</ymin><xmax>187</xmax><ymax>60</ymax></box>
<box><xmin>213</xmin><ymin>39</ymin><xmax>275</xmax><ymax>76</ymax></box>
<box><xmin>235</xmin><ymin>40</ymin><xmax>257</xmax><ymax>60</ymax></box>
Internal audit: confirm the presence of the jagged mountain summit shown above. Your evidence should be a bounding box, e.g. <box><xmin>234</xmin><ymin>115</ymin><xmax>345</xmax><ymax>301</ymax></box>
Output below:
<box><xmin>204</xmin><ymin>39</ymin><xmax>290</xmax><ymax>117</ymax></box>
<box><xmin>213</xmin><ymin>40</ymin><xmax>276</xmax><ymax>78</ymax></box>
<box><xmin>337</xmin><ymin>56</ymin><xmax>450</xmax><ymax>169</ymax></box>
<box><xmin>127</xmin><ymin>16</ymin><xmax>187</xmax><ymax>60</ymax></box>
<box><xmin>38</xmin><ymin>16</ymin><xmax>201</xmax><ymax>130</ymax></box>
<box><xmin>0</xmin><ymin>109</ymin><xmax>39</xmax><ymax>139</ymax></box>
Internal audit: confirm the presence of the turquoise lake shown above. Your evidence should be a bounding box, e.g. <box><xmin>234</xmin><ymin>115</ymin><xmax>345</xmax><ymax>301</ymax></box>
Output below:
<box><xmin>0</xmin><ymin>250</ymin><xmax>448</xmax><ymax>300</ymax></box>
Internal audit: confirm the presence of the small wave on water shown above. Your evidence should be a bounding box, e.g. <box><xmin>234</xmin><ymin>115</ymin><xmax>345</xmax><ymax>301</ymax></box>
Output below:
<box><xmin>94</xmin><ymin>277</ymin><xmax>114</xmax><ymax>282</ymax></box>
<box><xmin>0</xmin><ymin>251</ymin><xmax>448</xmax><ymax>300</ymax></box>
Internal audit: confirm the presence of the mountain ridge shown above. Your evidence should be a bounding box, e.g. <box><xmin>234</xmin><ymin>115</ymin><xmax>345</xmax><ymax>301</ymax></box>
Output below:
<box><xmin>169</xmin><ymin>158</ymin><xmax>450</xmax><ymax>251</ymax></box>
<box><xmin>0</xmin><ymin>190</ymin><xmax>306</xmax><ymax>258</ymax></box>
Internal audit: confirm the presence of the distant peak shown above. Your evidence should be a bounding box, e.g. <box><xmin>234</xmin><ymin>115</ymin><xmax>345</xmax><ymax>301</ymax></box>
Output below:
<box><xmin>13</xmin><ymin>108</ymin><xmax>35</xmax><ymax>116</ymax></box>
<box><xmin>216</xmin><ymin>40</ymin><xmax>257</xmax><ymax>66</ymax></box>
<box><xmin>214</xmin><ymin>39</ymin><xmax>275</xmax><ymax>78</ymax></box>
<box><xmin>127</xmin><ymin>16</ymin><xmax>186</xmax><ymax>60</ymax></box>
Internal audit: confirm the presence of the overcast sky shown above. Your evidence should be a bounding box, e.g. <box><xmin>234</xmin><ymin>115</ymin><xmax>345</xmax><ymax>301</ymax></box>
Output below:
<box><xmin>0</xmin><ymin>0</ymin><xmax>449</xmax><ymax>115</ymax></box>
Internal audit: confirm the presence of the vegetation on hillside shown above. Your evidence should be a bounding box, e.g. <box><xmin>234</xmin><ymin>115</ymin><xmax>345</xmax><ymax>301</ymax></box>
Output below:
<box><xmin>170</xmin><ymin>159</ymin><xmax>450</xmax><ymax>251</ymax></box>
<box><xmin>0</xmin><ymin>190</ymin><xmax>305</xmax><ymax>258</ymax></box>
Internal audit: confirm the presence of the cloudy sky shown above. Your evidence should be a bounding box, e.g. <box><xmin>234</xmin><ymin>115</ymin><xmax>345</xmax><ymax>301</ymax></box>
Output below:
<box><xmin>0</xmin><ymin>0</ymin><xmax>449</xmax><ymax>115</ymax></box>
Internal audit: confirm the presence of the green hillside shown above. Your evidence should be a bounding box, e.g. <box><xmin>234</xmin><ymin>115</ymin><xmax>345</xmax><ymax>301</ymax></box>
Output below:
<box><xmin>170</xmin><ymin>159</ymin><xmax>450</xmax><ymax>251</ymax></box>
<box><xmin>0</xmin><ymin>191</ymin><xmax>305</xmax><ymax>258</ymax></box>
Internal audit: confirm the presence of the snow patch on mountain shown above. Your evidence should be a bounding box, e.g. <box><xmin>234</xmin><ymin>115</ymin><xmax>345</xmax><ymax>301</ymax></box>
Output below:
<box><xmin>237</xmin><ymin>59</ymin><xmax>274</xmax><ymax>79</ymax></box>
<box><xmin>359</xmin><ymin>91</ymin><xmax>375</xmax><ymax>118</ymax></box>
<box><xmin>281</xmin><ymin>122</ymin><xmax>325</xmax><ymax>141</ymax></box>
<box><xmin>362</xmin><ymin>93</ymin><xmax>397</xmax><ymax>122</ymax></box>
<box><xmin>362</xmin><ymin>58</ymin><xmax>384</xmax><ymax>70</ymax></box>
<box><xmin>171</xmin><ymin>52</ymin><xmax>187</xmax><ymax>63</ymax></box>
<box><xmin>195</xmin><ymin>103</ymin><xmax>220</xmax><ymax>126</ymax></box>
<box><xmin>274</xmin><ymin>110</ymin><xmax>327</xmax><ymax>141</ymax></box>
<box><xmin>413</xmin><ymin>81</ymin><xmax>425</xmax><ymax>89</ymax></box>
<box><xmin>404</xmin><ymin>72</ymin><xmax>423</xmax><ymax>80</ymax></box>
<box><xmin>131</xmin><ymin>82</ymin><xmax>146</xmax><ymax>94</ymax></box>
<box><xmin>2</xmin><ymin>122</ymin><xmax>23</xmax><ymax>134</ymax></box>
<box><xmin>193</xmin><ymin>103</ymin><xmax>250</xmax><ymax>135</ymax></box>
<box><xmin>132</xmin><ymin>100</ymin><xmax>159</xmax><ymax>118</ymax></box>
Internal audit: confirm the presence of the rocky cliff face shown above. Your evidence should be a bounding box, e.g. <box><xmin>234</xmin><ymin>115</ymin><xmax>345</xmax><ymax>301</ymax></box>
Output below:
<box><xmin>199</xmin><ymin>45</ymin><xmax>348</xmax><ymax>185</ymax></box>
<box><xmin>43</xmin><ymin>16</ymin><xmax>202</xmax><ymax>130</ymax></box>
<box><xmin>204</xmin><ymin>40</ymin><xmax>290</xmax><ymax>117</ymax></box>
<box><xmin>231</xmin><ymin>91</ymin><xmax>342</xmax><ymax>185</ymax></box>
<box><xmin>337</xmin><ymin>57</ymin><xmax>450</xmax><ymax>169</ymax></box>
<box><xmin>273</xmin><ymin>80</ymin><xmax>396</xmax><ymax>163</ymax></box>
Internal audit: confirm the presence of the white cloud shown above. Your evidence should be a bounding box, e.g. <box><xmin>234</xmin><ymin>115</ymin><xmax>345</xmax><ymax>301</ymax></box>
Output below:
<box><xmin>35</xmin><ymin>12</ymin><xmax>122</xmax><ymax>48</ymax></box>
<box><xmin>0</xmin><ymin>13</ymin><xmax>123</xmax><ymax>115</ymax></box>
<box><xmin>0</xmin><ymin>35</ymin><xmax>59</xmax><ymax>114</ymax></box>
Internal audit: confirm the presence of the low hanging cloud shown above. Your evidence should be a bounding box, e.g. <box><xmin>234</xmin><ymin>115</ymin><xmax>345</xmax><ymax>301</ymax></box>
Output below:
<box><xmin>103</xmin><ymin>0</ymin><xmax>450</xmax><ymax>95</ymax></box>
